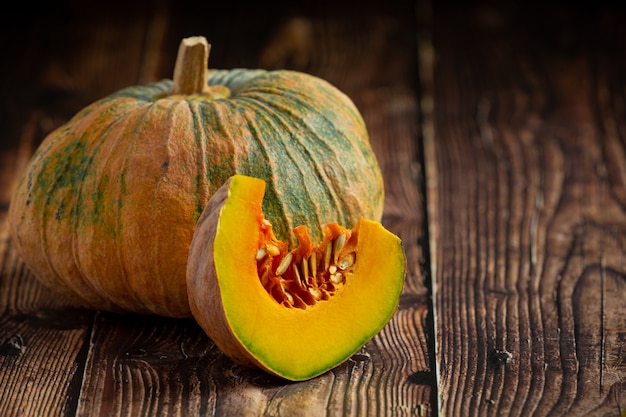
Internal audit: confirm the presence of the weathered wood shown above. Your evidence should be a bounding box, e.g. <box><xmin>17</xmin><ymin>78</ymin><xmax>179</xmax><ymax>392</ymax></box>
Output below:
<box><xmin>426</xmin><ymin>2</ymin><xmax>626</xmax><ymax>415</ymax></box>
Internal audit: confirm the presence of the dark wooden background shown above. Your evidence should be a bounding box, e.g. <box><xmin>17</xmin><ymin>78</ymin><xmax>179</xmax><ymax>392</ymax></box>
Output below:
<box><xmin>1</xmin><ymin>0</ymin><xmax>625</xmax><ymax>415</ymax></box>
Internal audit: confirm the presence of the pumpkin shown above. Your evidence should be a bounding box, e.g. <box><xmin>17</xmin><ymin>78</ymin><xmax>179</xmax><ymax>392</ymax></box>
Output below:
<box><xmin>8</xmin><ymin>37</ymin><xmax>384</xmax><ymax>317</ymax></box>
<box><xmin>187</xmin><ymin>174</ymin><xmax>405</xmax><ymax>381</ymax></box>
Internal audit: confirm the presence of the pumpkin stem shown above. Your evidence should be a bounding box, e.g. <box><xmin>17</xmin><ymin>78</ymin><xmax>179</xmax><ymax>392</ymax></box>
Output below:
<box><xmin>172</xmin><ymin>36</ymin><xmax>211</xmax><ymax>95</ymax></box>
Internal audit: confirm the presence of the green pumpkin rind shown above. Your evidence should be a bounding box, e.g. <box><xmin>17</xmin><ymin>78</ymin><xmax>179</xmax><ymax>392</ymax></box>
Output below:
<box><xmin>9</xmin><ymin>68</ymin><xmax>383</xmax><ymax>317</ymax></box>
<box><xmin>115</xmin><ymin>69</ymin><xmax>384</xmax><ymax>242</ymax></box>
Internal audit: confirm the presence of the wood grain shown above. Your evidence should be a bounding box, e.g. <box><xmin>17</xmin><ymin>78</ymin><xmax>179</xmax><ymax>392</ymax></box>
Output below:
<box><xmin>426</xmin><ymin>2</ymin><xmax>626</xmax><ymax>415</ymax></box>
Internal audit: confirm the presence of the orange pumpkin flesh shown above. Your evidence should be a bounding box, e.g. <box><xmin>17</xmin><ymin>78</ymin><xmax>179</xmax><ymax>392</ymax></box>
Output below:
<box><xmin>187</xmin><ymin>175</ymin><xmax>405</xmax><ymax>381</ymax></box>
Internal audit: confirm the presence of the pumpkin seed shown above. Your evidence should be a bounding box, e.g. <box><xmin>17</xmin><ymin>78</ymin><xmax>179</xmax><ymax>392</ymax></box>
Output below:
<box><xmin>260</xmin><ymin>268</ymin><xmax>271</xmax><ymax>286</ymax></box>
<box><xmin>302</xmin><ymin>256</ymin><xmax>309</xmax><ymax>285</ymax></box>
<box><xmin>333</xmin><ymin>232</ymin><xmax>346</xmax><ymax>263</ymax></box>
<box><xmin>309</xmin><ymin>287</ymin><xmax>322</xmax><ymax>301</ymax></box>
<box><xmin>256</xmin><ymin>247</ymin><xmax>267</xmax><ymax>261</ymax></box>
<box><xmin>310</xmin><ymin>252</ymin><xmax>317</xmax><ymax>280</ymax></box>
<box><xmin>338</xmin><ymin>253</ymin><xmax>355</xmax><ymax>270</ymax></box>
<box><xmin>293</xmin><ymin>264</ymin><xmax>304</xmax><ymax>288</ymax></box>
<box><xmin>275</xmin><ymin>252</ymin><xmax>293</xmax><ymax>276</ymax></box>
<box><xmin>324</xmin><ymin>242</ymin><xmax>332</xmax><ymax>271</ymax></box>
<box><xmin>284</xmin><ymin>290</ymin><xmax>294</xmax><ymax>305</ymax></box>
<box><xmin>267</xmin><ymin>244</ymin><xmax>280</xmax><ymax>257</ymax></box>
<box><xmin>331</xmin><ymin>272</ymin><xmax>343</xmax><ymax>284</ymax></box>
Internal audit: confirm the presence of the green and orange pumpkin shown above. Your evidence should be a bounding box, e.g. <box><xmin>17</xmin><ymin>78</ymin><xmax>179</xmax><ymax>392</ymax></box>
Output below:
<box><xmin>9</xmin><ymin>37</ymin><xmax>385</xmax><ymax>318</ymax></box>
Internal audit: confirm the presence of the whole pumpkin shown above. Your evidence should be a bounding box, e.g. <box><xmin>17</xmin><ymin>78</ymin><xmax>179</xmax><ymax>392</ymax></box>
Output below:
<box><xmin>8</xmin><ymin>37</ymin><xmax>383</xmax><ymax>317</ymax></box>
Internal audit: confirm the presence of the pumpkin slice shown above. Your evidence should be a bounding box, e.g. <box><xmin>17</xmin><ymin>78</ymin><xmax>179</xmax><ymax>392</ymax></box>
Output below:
<box><xmin>186</xmin><ymin>174</ymin><xmax>405</xmax><ymax>381</ymax></box>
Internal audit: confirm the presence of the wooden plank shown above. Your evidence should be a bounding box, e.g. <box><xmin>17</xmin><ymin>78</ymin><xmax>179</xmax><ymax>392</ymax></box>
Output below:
<box><xmin>426</xmin><ymin>2</ymin><xmax>626</xmax><ymax>415</ymax></box>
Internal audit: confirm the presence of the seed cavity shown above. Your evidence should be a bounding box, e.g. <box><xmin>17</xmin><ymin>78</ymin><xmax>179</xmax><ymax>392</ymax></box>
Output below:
<box><xmin>257</xmin><ymin>229</ymin><xmax>356</xmax><ymax>309</ymax></box>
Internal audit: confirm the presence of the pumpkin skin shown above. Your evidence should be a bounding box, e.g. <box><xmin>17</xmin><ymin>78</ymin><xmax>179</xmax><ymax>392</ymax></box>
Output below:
<box><xmin>187</xmin><ymin>175</ymin><xmax>405</xmax><ymax>380</ymax></box>
<box><xmin>8</xmin><ymin>40</ymin><xmax>383</xmax><ymax>317</ymax></box>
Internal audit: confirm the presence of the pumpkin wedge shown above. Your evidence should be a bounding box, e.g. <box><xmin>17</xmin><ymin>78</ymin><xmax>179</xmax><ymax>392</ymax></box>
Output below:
<box><xmin>187</xmin><ymin>174</ymin><xmax>405</xmax><ymax>381</ymax></box>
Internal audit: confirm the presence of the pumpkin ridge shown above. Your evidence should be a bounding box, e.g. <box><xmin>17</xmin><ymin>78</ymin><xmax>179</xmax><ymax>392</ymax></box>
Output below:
<box><xmin>265</xmin><ymin>81</ymin><xmax>368</xmax><ymax>156</ymax></box>
<box><xmin>84</xmin><ymin>102</ymin><xmax>140</xmax><ymax>234</ymax></box>
<box><xmin>64</xmin><ymin>100</ymin><xmax>146</xmax><ymax>308</ymax></box>
<box><xmin>264</xmin><ymin>73</ymin><xmax>380</xmax><ymax>183</ymax></box>
<box><xmin>34</xmin><ymin>128</ymin><xmax>113</xmax><ymax>308</ymax></box>
<box><xmin>66</xmin><ymin>99</ymin><xmax>168</xmax><ymax>313</ymax></box>
<box><xmin>123</xmin><ymin>100</ymin><xmax>194</xmax><ymax>315</ymax></box>
<box><xmin>240</xmin><ymin>96</ymin><xmax>332</xmax><ymax>242</ymax></box>
<box><xmin>194</xmin><ymin>101</ymin><xmax>246</xmax><ymax>201</ymax></box>
<box><xmin>248</xmin><ymin>95</ymin><xmax>354</xmax><ymax>226</ymax></box>
<box><xmin>80</xmin><ymin>101</ymin><xmax>146</xmax><ymax>304</ymax></box>
<box><xmin>236</xmin><ymin>101</ymin><xmax>292</xmax><ymax>242</ymax></box>
<box><xmin>237</xmin><ymin>96</ymin><xmax>333</xmax><ymax>235</ymax></box>
<box><xmin>37</xmin><ymin>170</ymin><xmax>91</xmax><ymax>306</ymax></box>
<box><xmin>246</xmin><ymin>73</ymin><xmax>382</xmax><ymax>213</ymax></box>
<box><xmin>239</xmin><ymin>89</ymin><xmax>377</xmax><ymax>234</ymax></box>
<box><xmin>70</xmin><ymin>113</ymin><xmax>124</xmax><ymax>307</ymax></box>
<box><xmin>186</xmin><ymin>100</ymin><xmax>211</xmax><ymax>218</ymax></box>
<box><xmin>271</xmin><ymin>70</ymin><xmax>367</xmax><ymax>127</ymax></box>
<box><xmin>83</xmin><ymin>101</ymin><xmax>155</xmax><ymax>311</ymax></box>
<box><xmin>109</xmin><ymin>79</ymin><xmax>172</xmax><ymax>102</ymax></box>
<box><xmin>207</xmin><ymin>69</ymin><xmax>268</xmax><ymax>94</ymax></box>
<box><xmin>112</xmin><ymin>103</ymin><xmax>157</xmax><ymax>312</ymax></box>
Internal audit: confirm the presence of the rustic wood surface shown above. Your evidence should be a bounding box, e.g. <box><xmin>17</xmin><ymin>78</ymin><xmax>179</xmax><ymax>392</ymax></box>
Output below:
<box><xmin>425</xmin><ymin>1</ymin><xmax>626</xmax><ymax>416</ymax></box>
<box><xmin>1</xmin><ymin>0</ymin><xmax>625</xmax><ymax>416</ymax></box>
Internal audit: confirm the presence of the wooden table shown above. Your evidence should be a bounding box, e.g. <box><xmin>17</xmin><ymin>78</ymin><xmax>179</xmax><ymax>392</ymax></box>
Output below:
<box><xmin>1</xmin><ymin>0</ymin><xmax>625</xmax><ymax>415</ymax></box>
